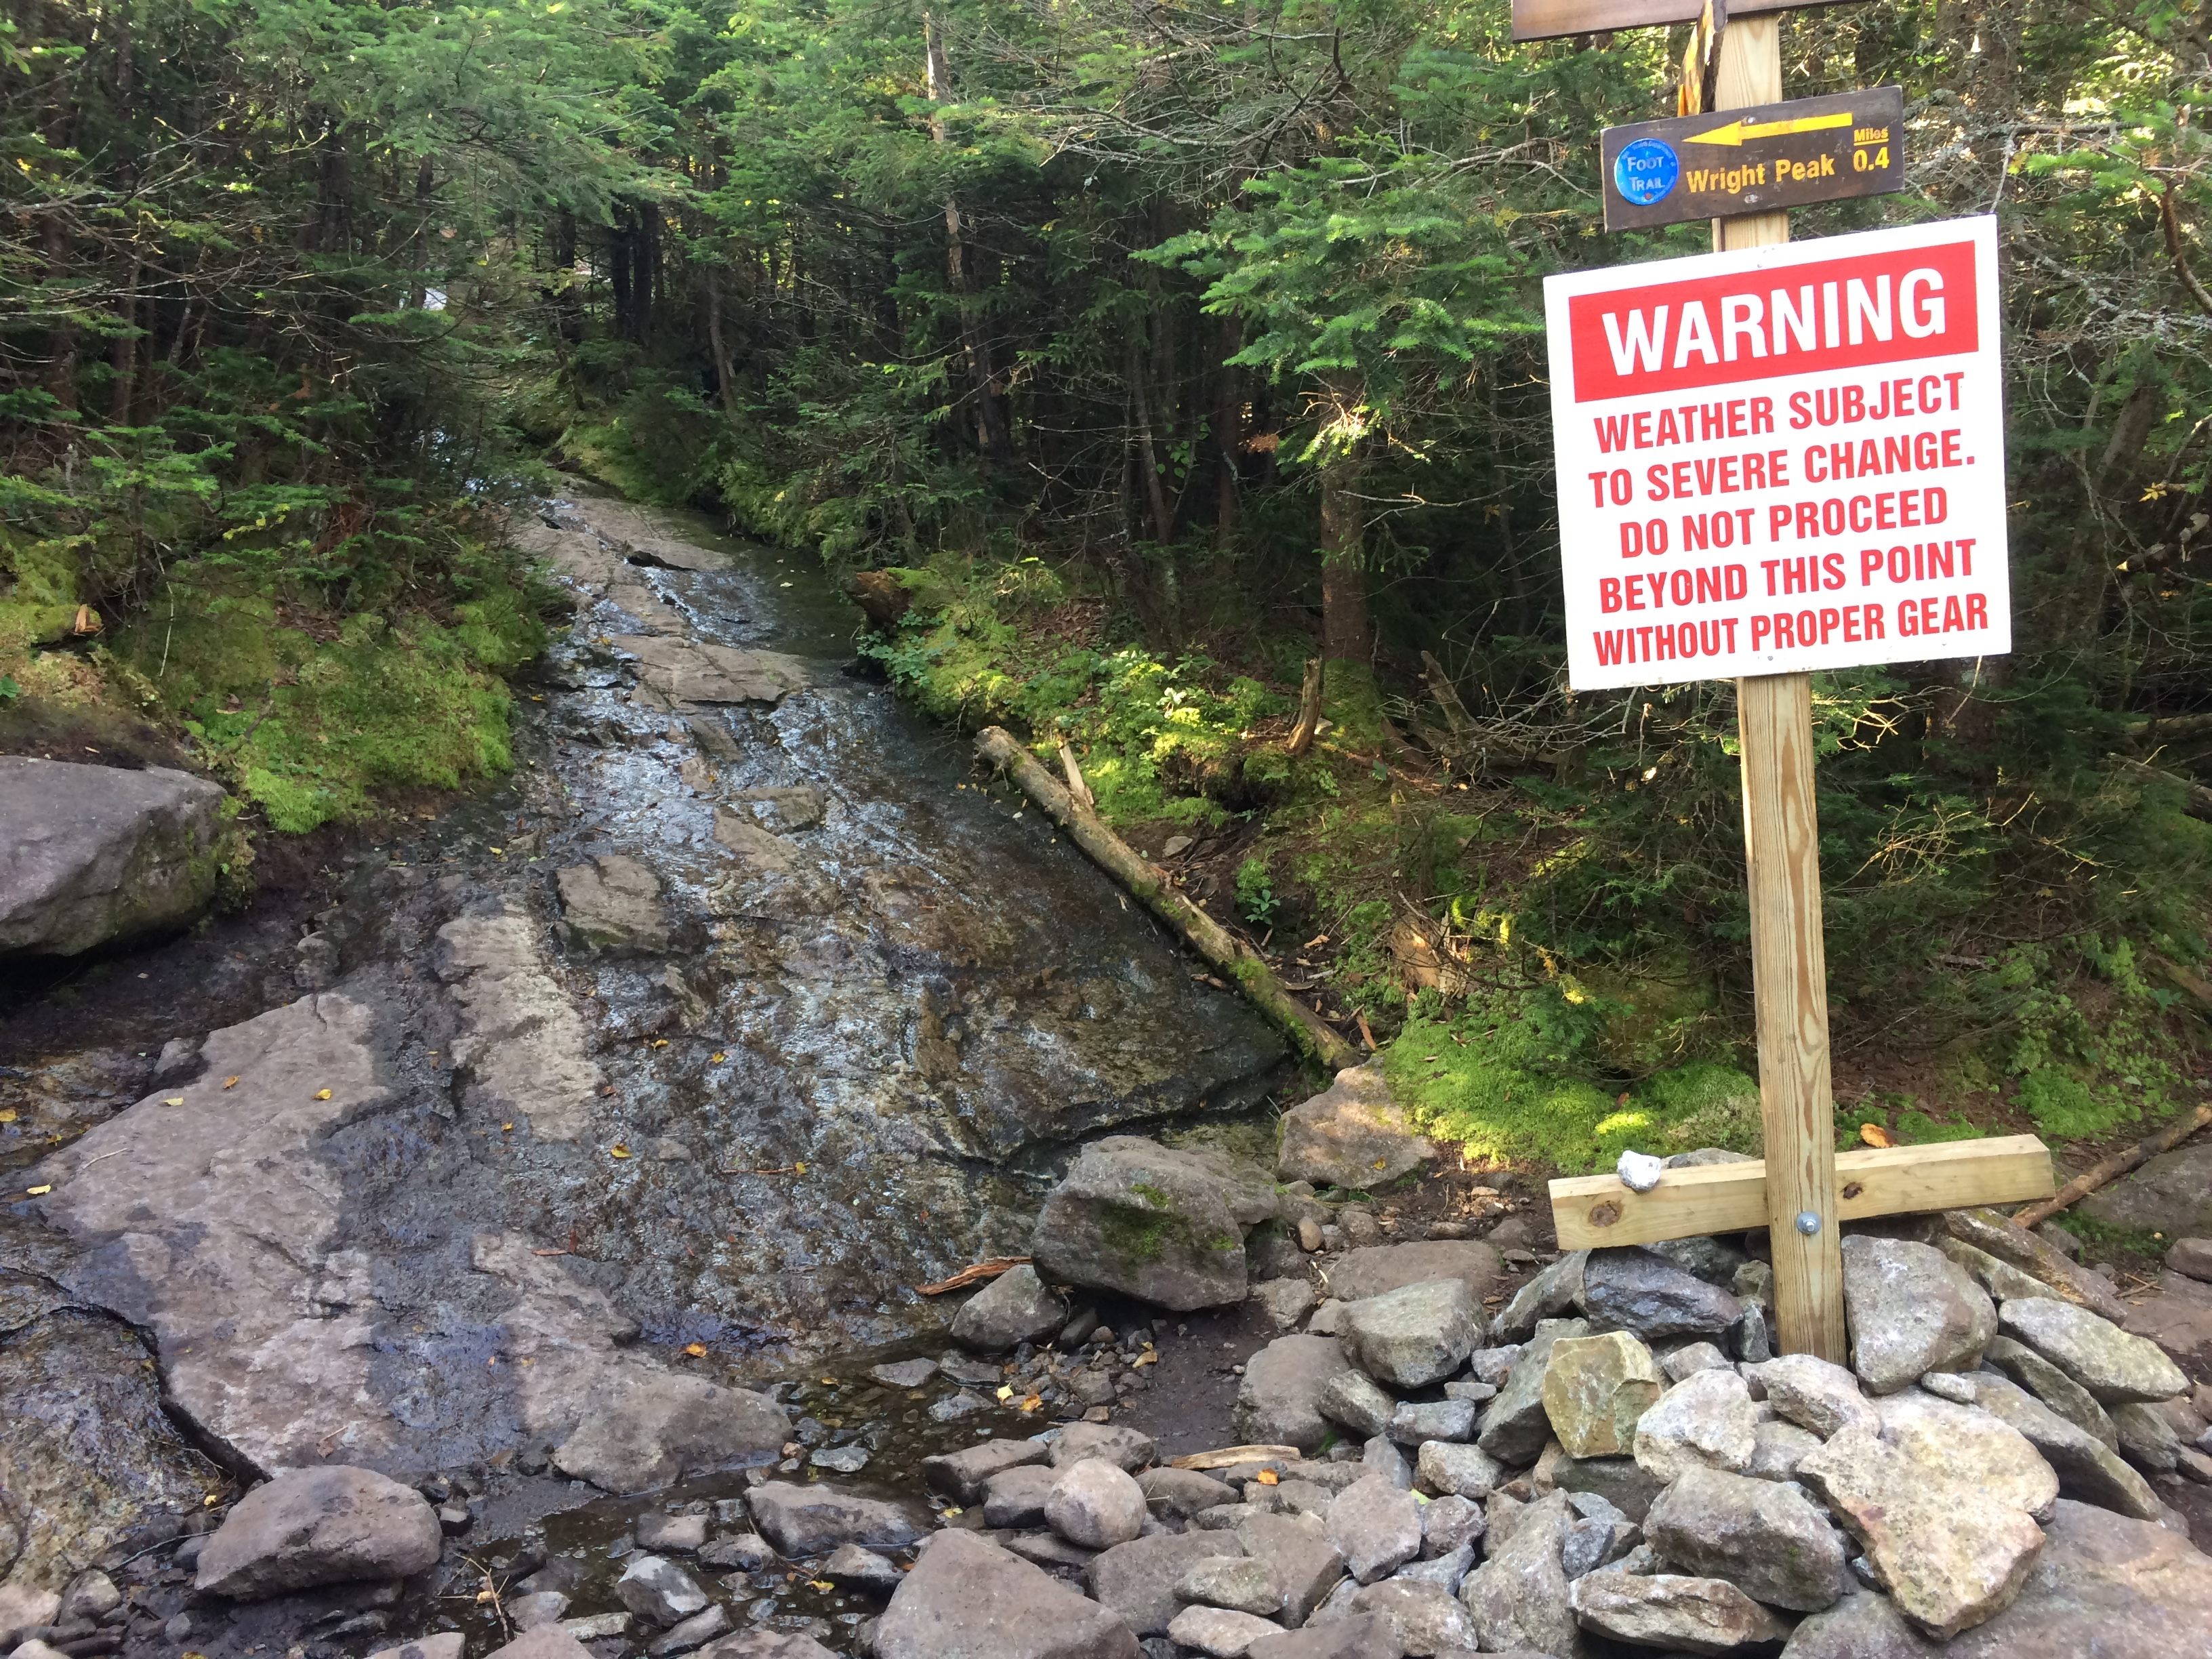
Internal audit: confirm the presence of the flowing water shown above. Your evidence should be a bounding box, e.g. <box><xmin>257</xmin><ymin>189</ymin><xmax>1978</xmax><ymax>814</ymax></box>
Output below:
<box><xmin>0</xmin><ymin>487</ymin><xmax>1294</xmax><ymax>1647</ymax></box>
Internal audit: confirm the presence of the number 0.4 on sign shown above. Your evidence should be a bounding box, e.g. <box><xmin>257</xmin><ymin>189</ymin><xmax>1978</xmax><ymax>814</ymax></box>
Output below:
<box><xmin>1544</xmin><ymin>216</ymin><xmax>2009</xmax><ymax>691</ymax></box>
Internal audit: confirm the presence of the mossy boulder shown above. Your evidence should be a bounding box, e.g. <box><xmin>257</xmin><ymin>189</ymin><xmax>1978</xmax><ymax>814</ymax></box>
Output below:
<box><xmin>1031</xmin><ymin>1136</ymin><xmax>1282</xmax><ymax>1311</ymax></box>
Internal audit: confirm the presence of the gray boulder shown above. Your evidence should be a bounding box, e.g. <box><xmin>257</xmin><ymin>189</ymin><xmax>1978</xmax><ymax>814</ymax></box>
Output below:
<box><xmin>1246</xmin><ymin>1616</ymin><xmax>1403</xmax><ymax>1659</ymax></box>
<box><xmin>1493</xmin><ymin>1252</ymin><xmax>1586</xmax><ymax>1344</ymax></box>
<box><xmin>1277</xmin><ymin>1062</ymin><xmax>1433</xmax><ymax>1189</ymax></box>
<box><xmin>1840</xmin><ymin>1235</ymin><xmax>1995</xmax><ymax>1394</ymax></box>
<box><xmin>1384</xmin><ymin>1400</ymin><xmax>1476</xmax><ymax>1446</ymax></box>
<box><xmin>1982</xmin><ymin>1335</ymin><xmax>2119</xmax><ymax>1444</ymax></box>
<box><xmin>1929</xmin><ymin>1372</ymin><xmax>2157</xmax><ymax>1520</ymax></box>
<box><xmin>1233</xmin><ymin>1511</ymin><xmax>1345</xmax><ymax>1625</ymax></box>
<box><xmin>1581</xmin><ymin>1248</ymin><xmax>1744</xmax><ymax>1342</ymax></box>
<box><xmin>2078</xmin><ymin>1141</ymin><xmax>2212</xmax><ymax>1240</ymax></box>
<box><xmin>1644</xmin><ymin>1465</ymin><xmax>1847</xmax><ymax>1612</ymax></box>
<box><xmin>1632</xmin><ymin>1367</ymin><xmax>1758</xmax><ymax>1483</ymax></box>
<box><xmin>745</xmin><ymin>1482</ymin><xmax>921</xmax><ymax>1555</ymax></box>
<box><xmin>984</xmin><ymin>1465</ymin><xmax>1060</xmax><ymax>1528</ymax></box>
<box><xmin>1753</xmin><ymin>1352</ymin><xmax>1881</xmax><ymax>1439</ymax></box>
<box><xmin>951</xmin><ymin>1265</ymin><xmax>1067</xmax><ymax>1352</ymax></box>
<box><xmin>2110</xmin><ymin>1401</ymin><xmax>2184</xmax><ymax>1475</ymax></box>
<box><xmin>556</xmin><ymin>855</ymin><xmax>670</xmax><ymax>954</ymax></box>
<box><xmin>194</xmin><ymin>1466</ymin><xmax>441</xmax><ymax>1599</ymax></box>
<box><xmin>1339</xmin><ymin>1580</ymin><xmax>1475</xmax><ymax>1654</ymax></box>
<box><xmin>1324</xmin><ymin>1477</ymin><xmax>1420</xmax><ymax>1584</ymax></box>
<box><xmin>1420</xmin><ymin>1494</ymin><xmax>1484</xmax><ymax>1557</ymax></box>
<box><xmin>1235</xmin><ymin>1334</ymin><xmax>1355</xmax><ymax>1451</ymax></box>
<box><xmin>615</xmin><ymin>1556</ymin><xmax>710</xmax><ymax>1628</ymax></box>
<box><xmin>1477</xmin><ymin>1317</ymin><xmax>1589</xmax><ymax>1467</ymax></box>
<box><xmin>1052</xmin><ymin>1422</ymin><xmax>1158</xmax><ymax>1471</ymax></box>
<box><xmin>1458</xmin><ymin>1491</ymin><xmax>1583</xmax><ymax>1658</ymax></box>
<box><xmin>1178</xmin><ymin>1555</ymin><xmax>1282</xmax><ymax>1616</ymax></box>
<box><xmin>1090</xmin><ymin>1530</ymin><xmax>1248</xmax><ymax>1637</ymax></box>
<box><xmin>1140</xmin><ymin>1467</ymin><xmax>1237</xmax><ymax>1519</ymax></box>
<box><xmin>1318</xmin><ymin>1370</ymin><xmax>1398</xmax><ymax>1439</ymax></box>
<box><xmin>1032</xmin><ymin>1136</ymin><xmax>1279</xmax><ymax>1310</ymax></box>
<box><xmin>878</xmin><ymin>1531</ymin><xmax>1139</xmax><ymax>1659</ymax></box>
<box><xmin>1336</xmin><ymin>1280</ymin><xmax>1480</xmax><ymax>1390</ymax></box>
<box><xmin>1996</xmin><ymin>1297</ymin><xmax>2189</xmax><ymax>1404</ymax></box>
<box><xmin>1166</xmin><ymin>1606</ymin><xmax>1283</xmax><ymax>1658</ymax></box>
<box><xmin>0</xmin><ymin>758</ymin><xmax>226</xmax><ymax>958</ymax></box>
<box><xmin>1413</xmin><ymin>1441</ymin><xmax>1506</xmax><ymax>1502</ymax></box>
<box><xmin>1566</xmin><ymin>1572</ymin><xmax>1790</xmax><ymax>1656</ymax></box>
<box><xmin>485</xmin><ymin>1631</ymin><xmax>599</xmax><ymax>1659</ymax></box>
<box><xmin>1548</xmin><ymin>1452</ymin><xmax>1666</xmax><ymax>1523</ymax></box>
<box><xmin>1320</xmin><ymin>1241</ymin><xmax>1504</xmax><ymax>1304</ymax></box>
<box><xmin>922</xmin><ymin>1438</ymin><xmax>1052</xmax><ymax>1503</ymax></box>
<box><xmin>1776</xmin><ymin>1586</ymin><xmax>1939</xmax><ymax>1658</ymax></box>
<box><xmin>1936</xmin><ymin>1498</ymin><xmax>2212</xmax><ymax>1659</ymax></box>
<box><xmin>1873</xmin><ymin>1390</ymin><xmax>2060</xmax><ymax>1519</ymax></box>
<box><xmin>1744</xmin><ymin>1419</ymin><xmax>1822</xmax><ymax>1482</ymax></box>
<box><xmin>1048</xmin><ymin>1460</ymin><xmax>1148</xmax><ymax>1549</ymax></box>
<box><xmin>1798</xmin><ymin>1426</ymin><xmax>2045</xmax><ymax>1639</ymax></box>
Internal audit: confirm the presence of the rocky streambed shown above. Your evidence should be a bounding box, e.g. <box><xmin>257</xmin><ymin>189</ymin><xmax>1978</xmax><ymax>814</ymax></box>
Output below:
<box><xmin>6</xmin><ymin>491</ymin><xmax>2212</xmax><ymax>1659</ymax></box>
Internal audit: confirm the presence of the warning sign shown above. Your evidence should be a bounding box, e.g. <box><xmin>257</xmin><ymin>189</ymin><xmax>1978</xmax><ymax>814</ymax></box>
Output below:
<box><xmin>1544</xmin><ymin>216</ymin><xmax>2010</xmax><ymax>691</ymax></box>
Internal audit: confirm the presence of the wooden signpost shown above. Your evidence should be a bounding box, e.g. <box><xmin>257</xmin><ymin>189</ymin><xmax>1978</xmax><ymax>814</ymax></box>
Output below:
<box><xmin>1540</xmin><ymin>12</ymin><xmax>2052</xmax><ymax>1362</ymax></box>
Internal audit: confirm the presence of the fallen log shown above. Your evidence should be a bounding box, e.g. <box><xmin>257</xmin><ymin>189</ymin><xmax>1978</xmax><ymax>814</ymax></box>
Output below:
<box><xmin>975</xmin><ymin>725</ymin><xmax>1360</xmax><ymax>1071</ymax></box>
<box><xmin>2112</xmin><ymin>756</ymin><xmax>2212</xmax><ymax>822</ymax></box>
<box><xmin>2011</xmin><ymin>1101</ymin><xmax>2212</xmax><ymax>1231</ymax></box>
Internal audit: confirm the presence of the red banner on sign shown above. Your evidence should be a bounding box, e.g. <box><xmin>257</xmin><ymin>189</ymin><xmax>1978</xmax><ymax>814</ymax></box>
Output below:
<box><xmin>1565</xmin><ymin>238</ymin><xmax>1979</xmax><ymax>403</ymax></box>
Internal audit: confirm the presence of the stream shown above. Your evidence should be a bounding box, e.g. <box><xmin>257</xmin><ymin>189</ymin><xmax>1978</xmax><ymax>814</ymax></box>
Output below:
<box><xmin>0</xmin><ymin>487</ymin><xmax>1297</xmax><ymax>1656</ymax></box>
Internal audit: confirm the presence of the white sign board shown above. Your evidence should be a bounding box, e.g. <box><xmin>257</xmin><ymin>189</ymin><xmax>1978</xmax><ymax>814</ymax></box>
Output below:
<box><xmin>1544</xmin><ymin>216</ymin><xmax>2009</xmax><ymax>691</ymax></box>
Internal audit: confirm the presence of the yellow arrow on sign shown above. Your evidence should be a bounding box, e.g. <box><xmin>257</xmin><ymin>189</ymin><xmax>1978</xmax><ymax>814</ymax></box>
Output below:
<box><xmin>1686</xmin><ymin>110</ymin><xmax>1853</xmax><ymax>146</ymax></box>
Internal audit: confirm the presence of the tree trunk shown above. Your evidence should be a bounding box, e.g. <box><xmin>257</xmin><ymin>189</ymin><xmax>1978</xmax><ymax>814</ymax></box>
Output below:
<box><xmin>610</xmin><ymin>213</ymin><xmax>635</xmax><ymax>340</ymax></box>
<box><xmin>1213</xmin><ymin>318</ymin><xmax>1243</xmax><ymax>548</ymax></box>
<box><xmin>1127</xmin><ymin>327</ymin><xmax>1175</xmax><ymax>544</ymax></box>
<box><xmin>923</xmin><ymin>10</ymin><xmax>1010</xmax><ymax>461</ymax></box>
<box><xmin>552</xmin><ymin>209</ymin><xmax>581</xmax><ymax>344</ymax></box>
<box><xmin>705</xmin><ymin>265</ymin><xmax>737</xmax><ymax>413</ymax></box>
<box><xmin>1319</xmin><ymin>450</ymin><xmax>1372</xmax><ymax>665</ymax></box>
<box><xmin>634</xmin><ymin>202</ymin><xmax>659</xmax><ymax>343</ymax></box>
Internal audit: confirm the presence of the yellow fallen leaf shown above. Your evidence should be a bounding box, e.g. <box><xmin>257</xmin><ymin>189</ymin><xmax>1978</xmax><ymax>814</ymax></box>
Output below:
<box><xmin>165</xmin><ymin>1097</ymin><xmax>185</xmax><ymax>1107</ymax></box>
<box><xmin>1255</xmin><ymin>1469</ymin><xmax>1279</xmax><ymax>1486</ymax></box>
<box><xmin>501</xmin><ymin>1122</ymin><xmax>514</xmax><ymax>1132</ymax></box>
<box><xmin>1860</xmin><ymin>1122</ymin><xmax>1895</xmax><ymax>1149</ymax></box>
<box><xmin>26</xmin><ymin>1185</ymin><xmax>52</xmax><ymax>1196</ymax></box>
<box><xmin>223</xmin><ymin>1076</ymin><xmax>239</xmax><ymax>1088</ymax></box>
<box><xmin>710</xmin><ymin>1051</ymin><xmax>728</xmax><ymax>1063</ymax></box>
<box><xmin>684</xmin><ymin>1343</ymin><xmax>708</xmax><ymax>1357</ymax></box>
<box><xmin>0</xmin><ymin>1109</ymin><xmax>16</xmax><ymax>1123</ymax></box>
<box><xmin>996</xmin><ymin>1385</ymin><xmax>1015</xmax><ymax>1401</ymax></box>
<box><xmin>489</xmin><ymin>847</ymin><xmax>505</xmax><ymax>857</ymax></box>
<box><xmin>793</xmin><ymin>1160</ymin><xmax>808</xmax><ymax>1175</ymax></box>
<box><xmin>610</xmin><ymin>1145</ymin><xmax>632</xmax><ymax>1159</ymax></box>
<box><xmin>1019</xmin><ymin>1395</ymin><xmax>1042</xmax><ymax>1412</ymax></box>
<box><xmin>651</xmin><ymin>1038</ymin><xmax>670</xmax><ymax>1048</ymax></box>
<box><xmin>314</xmin><ymin>1089</ymin><xmax>333</xmax><ymax>1101</ymax></box>
<box><xmin>1133</xmin><ymin>1351</ymin><xmax>1157</xmax><ymax>1367</ymax></box>
<box><xmin>941</xmin><ymin>1506</ymin><xmax>963</xmax><ymax>1517</ymax></box>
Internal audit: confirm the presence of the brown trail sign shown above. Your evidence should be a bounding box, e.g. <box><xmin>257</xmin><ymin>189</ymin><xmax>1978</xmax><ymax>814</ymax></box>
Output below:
<box><xmin>1540</xmin><ymin>13</ymin><xmax>2051</xmax><ymax>1361</ymax></box>
<box><xmin>1601</xmin><ymin>86</ymin><xmax>1904</xmax><ymax>230</ymax></box>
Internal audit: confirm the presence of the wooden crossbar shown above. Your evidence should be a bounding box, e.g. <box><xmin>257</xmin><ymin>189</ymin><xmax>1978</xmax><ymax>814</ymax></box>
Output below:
<box><xmin>1549</xmin><ymin>1134</ymin><xmax>2055</xmax><ymax>1252</ymax></box>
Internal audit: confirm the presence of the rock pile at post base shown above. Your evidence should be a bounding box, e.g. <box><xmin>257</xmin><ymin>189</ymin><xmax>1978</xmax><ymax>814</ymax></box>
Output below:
<box><xmin>851</xmin><ymin>1135</ymin><xmax>2211</xmax><ymax>1659</ymax></box>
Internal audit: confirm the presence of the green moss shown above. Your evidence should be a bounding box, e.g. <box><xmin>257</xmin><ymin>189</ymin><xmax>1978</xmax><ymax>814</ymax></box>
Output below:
<box><xmin>2018</xmin><ymin>1065</ymin><xmax>2140</xmax><ymax>1141</ymax></box>
<box><xmin>113</xmin><ymin>563</ymin><xmax>541</xmax><ymax>834</ymax></box>
<box><xmin>1382</xmin><ymin>998</ymin><xmax>1761</xmax><ymax>1173</ymax></box>
<box><xmin>1094</xmin><ymin>1195</ymin><xmax>1239</xmax><ymax>1269</ymax></box>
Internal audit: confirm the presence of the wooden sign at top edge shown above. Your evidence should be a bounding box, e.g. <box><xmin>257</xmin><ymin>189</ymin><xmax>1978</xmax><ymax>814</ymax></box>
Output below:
<box><xmin>1513</xmin><ymin>0</ymin><xmax>1841</xmax><ymax>42</ymax></box>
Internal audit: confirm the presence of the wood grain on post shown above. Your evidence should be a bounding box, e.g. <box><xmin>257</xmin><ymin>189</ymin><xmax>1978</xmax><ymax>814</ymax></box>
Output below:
<box><xmin>1711</xmin><ymin>16</ymin><xmax>1847</xmax><ymax>1362</ymax></box>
